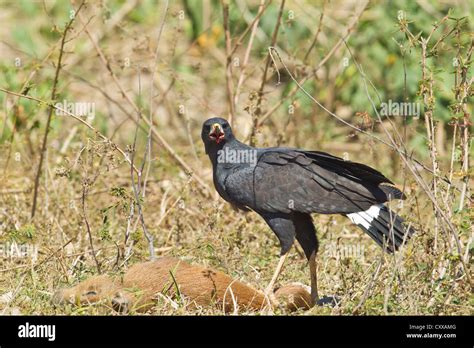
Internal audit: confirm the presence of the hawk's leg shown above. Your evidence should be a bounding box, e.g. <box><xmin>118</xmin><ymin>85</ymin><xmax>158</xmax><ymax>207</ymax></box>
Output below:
<box><xmin>265</xmin><ymin>251</ymin><xmax>288</xmax><ymax>296</ymax></box>
<box><xmin>261</xmin><ymin>212</ymin><xmax>319</xmax><ymax>307</ymax></box>
<box><xmin>260</xmin><ymin>213</ymin><xmax>296</xmax><ymax>303</ymax></box>
<box><xmin>292</xmin><ymin>212</ymin><xmax>319</xmax><ymax>307</ymax></box>
<box><xmin>309</xmin><ymin>250</ymin><xmax>319</xmax><ymax>305</ymax></box>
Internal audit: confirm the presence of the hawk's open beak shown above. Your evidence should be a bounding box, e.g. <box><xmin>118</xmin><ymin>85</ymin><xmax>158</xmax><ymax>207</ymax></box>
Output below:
<box><xmin>209</xmin><ymin>123</ymin><xmax>225</xmax><ymax>144</ymax></box>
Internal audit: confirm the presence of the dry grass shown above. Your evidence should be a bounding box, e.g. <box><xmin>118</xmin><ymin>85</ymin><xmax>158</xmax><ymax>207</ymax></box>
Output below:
<box><xmin>0</xmin><ymin>0</ymin><xmax>472</xmax><ymax>315</ymax></box>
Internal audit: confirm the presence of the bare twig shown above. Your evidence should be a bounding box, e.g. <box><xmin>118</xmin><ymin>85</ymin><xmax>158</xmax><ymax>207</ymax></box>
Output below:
<box><xmin>81</xmin><ymin>183</ymin><xmax>101</xmax><ymax>274</ymax></box>
<box><xmin>67</xmin><ymin>0</ymin><xmax>139</xmax><ymax>67</ymax></box>
<box><xmin>229</xmin><ymin>0</ymin><xmax>273</xmax><ymax>57</ymax></box>
<box><xmin>0</xmin><ymin>88</ymin><xmax>138</xmax><ymax>173</ymax></box>
<box><xmin>255</xmin><ymin>0</ymin><xmax>369</xmax><ymax>129</ymax></box>
<box><xmin>77</xmin><ymin>11</ymin><xmax>212</xmax><ymax>196</ymax></box>
<box><xmin>222</xmin><ymin>1</ymin><xmax>236</xmax><ymax>125</ymax></box>
<box><xmin>420</xmin><ymin>37</ymin><xmax>440</xmax><ymax>249</ymax></box>
<box><xmin>345</xmin><ymin>44</ymin><xmax>472</xmax><ymax>287</ymax></box>
<box><xmin>130</xmin><ymin>70</ymin><xmax>155</xmax><ymax>261</ymax></box>
<box><xmin>456</xmin><ymin>39</ymin><xmax>473</xmax><ymax>211</ymax></box>
<box><xmin>352</xmin><ymin>256</ymin><xmax>384</xmax><ymax>314</ymax></box>
<box><xmin>2</xmin><ymin>42</ymin><xmax>59</xmax><ymax>179</ymax></box>
<box><xmin>303</xmin><ymin>1</ymin><xmax>326</xmax><ymax>64</ymax></box>
<box><xmin>266</xmin><ymin>45</ymin><xmax>466</xmax><ymax>192</ymax></box>
<box><xmin>233</xmin><ymin>0</ymin><xmax>266</xmax><ymax>109</ymax></box>
<box><xmin>250</xmin><ymin>0</ymin><xmax>286</xmax><ymax>146</ymax></box>
<box><xmin>31</xmin><ymin>2</ymin><xmax>85</xmax><ymax>219</ymax></box>
<box><xmin>130</xmin><ymin>0</ymin><xmax>169</xmax><ymax>261</ymax></box>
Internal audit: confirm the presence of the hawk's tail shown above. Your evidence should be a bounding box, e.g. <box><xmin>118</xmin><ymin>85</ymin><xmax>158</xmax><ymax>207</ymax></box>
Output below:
<box><xmin>346</xmin><ymin>204</ymin><xmax>415</xmax><ymax>253</ymax></box>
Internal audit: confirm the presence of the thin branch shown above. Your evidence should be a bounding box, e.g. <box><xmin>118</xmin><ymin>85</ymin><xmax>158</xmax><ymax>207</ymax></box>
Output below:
<box><xmin>265</xmin><ymin>45</ymin><xmax>467</xmax><ymax>193</ymax></box>
<box><xmin>255</xmin><ymin>0</ymin><xmax>369</xmax><ymax>129</ymax></box>
<box><xmin>303</xmin><ymin>0</ymin><xmax>326</xmax><ymax>64</ymax></box>
<box><xmin>352</xmin><ymin>256</ymin><xmax>384</xmax><ymax>314</ymax></box>
<box><xmin>82</xmin><ymin>183</ymin><xmax>101</xmax><ymax>274</ymax></box>
<box><xmin>31</xmin><ymin>1</ymin><xmax>85</xmax><ymax>219</ymax></box>
<box><xmin>345</xmin><ymin>43</ymin><xmax>473</xmax><ymax>287</ymax></box>
<box><xmin>229</xmin><ymin>0</ymin><xmax>273</xmax><ymax>57</ymax></box>
<box><xmin>223</xmin><ymin>1</ymin><xmax>236</xmax><ymax>125</ymax></box>
<box><xmin>0</xmin><ymin>88</ymin><xmax>138</xmax><ymax>173</ymax></box>
<box><xmin>233</xmin><ymin>0</ymin><xmax>266</xmax><ymax>109</ymax></box>
<box><xmin>77</xmin><ymin>11</ymin><xmax>212</xmax><ymax>197</ymax></box>
<box><xmin>250</xmin><ymin>0</ymin><xmax>286</xmax><ymax>146</ymax></box>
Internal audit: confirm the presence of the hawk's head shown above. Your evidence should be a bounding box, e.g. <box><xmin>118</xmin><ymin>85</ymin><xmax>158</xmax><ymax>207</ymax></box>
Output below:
<box><xmin>201</xmin><ymin>117</ymin><xmax>234</xmax><ymax>153</ymax></box>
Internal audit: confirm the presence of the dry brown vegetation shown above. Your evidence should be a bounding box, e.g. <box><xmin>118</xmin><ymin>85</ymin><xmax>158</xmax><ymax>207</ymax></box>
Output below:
<box><xmin>0</xmin><ymin>0</ymin><xmax>472</xmax><ymax>315</ymax></box>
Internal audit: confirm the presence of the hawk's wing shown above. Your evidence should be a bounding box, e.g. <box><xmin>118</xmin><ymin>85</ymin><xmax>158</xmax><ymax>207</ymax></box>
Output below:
<box><xmin>224</xmin><ymin>149</ymin><xmax>402</xmax><ymax>215</ymax></box>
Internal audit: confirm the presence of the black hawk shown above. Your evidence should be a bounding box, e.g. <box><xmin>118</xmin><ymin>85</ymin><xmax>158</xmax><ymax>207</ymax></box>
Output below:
<box><xmin>201</xmin><ymin>117</ymin><xmax>414</xmax><ymax>306</ymax></box>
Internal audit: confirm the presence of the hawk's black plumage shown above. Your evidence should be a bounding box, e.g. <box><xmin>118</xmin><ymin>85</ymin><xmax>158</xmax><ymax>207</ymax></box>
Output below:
<box><xmin>201</xmin><ymin>117</ymin><xmax>414</xmax><ymax>260</ymax></box>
